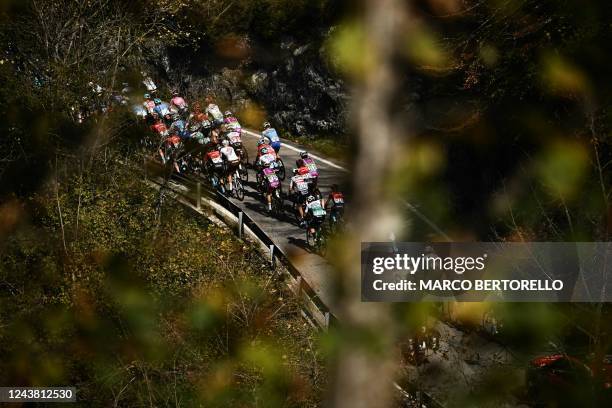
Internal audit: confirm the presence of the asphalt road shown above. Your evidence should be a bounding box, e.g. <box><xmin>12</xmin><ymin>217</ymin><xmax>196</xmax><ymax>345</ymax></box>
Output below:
<box><xmin>226</xmin><ymin>129</ymin><xmax>349</xmax><ymax>306</ymax></box>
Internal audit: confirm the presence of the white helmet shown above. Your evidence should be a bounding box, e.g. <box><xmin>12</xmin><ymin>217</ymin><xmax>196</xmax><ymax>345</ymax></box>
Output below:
<box><xmin>222</xmin><ymin>139</ymin><xmax>229</xmax><ymax>146</ymax></box>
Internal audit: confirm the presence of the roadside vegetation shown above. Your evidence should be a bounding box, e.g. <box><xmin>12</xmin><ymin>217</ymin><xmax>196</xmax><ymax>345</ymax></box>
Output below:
<box><xmin>0</xmin><ymin>152</ymin><xmax>326</xmax><ymax>406</ymax></box>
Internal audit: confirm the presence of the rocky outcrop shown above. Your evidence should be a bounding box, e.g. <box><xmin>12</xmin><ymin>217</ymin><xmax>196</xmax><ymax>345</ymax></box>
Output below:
<box><xmin>159</xmin><ymin>33</ymin><xmax>349</xmax><ymax>138</ymax></box>
<box><xmin>245</xmin><ymin>37</ymin><xmax>349</xmax><ymax>136</ymax></box>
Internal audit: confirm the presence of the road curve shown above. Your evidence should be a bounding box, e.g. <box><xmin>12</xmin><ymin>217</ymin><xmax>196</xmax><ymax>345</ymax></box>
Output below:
<box><xmin>228</xmin><ymin>129</ymin><xmax>349</xmax><ymax>309</ymax></box>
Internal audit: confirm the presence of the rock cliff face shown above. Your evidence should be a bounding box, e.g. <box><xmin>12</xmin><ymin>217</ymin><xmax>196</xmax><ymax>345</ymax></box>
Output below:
<box><xmin>161</xmin><ymin>33</ymin><xmax>349</xmax><ymax>137</ymax></box>
<box><xmin>245</xmin><ymin>38</ymin><xmax>349</xmax><ymax>136</ymax></box>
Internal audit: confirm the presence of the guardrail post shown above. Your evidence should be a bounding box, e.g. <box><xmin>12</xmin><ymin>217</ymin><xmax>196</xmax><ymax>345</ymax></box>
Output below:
<box><xmin>324</xmin><ymin>311</ymin><xmax>330</xmax><ymax>329</ymax></box>
<box><xmin>238</xmin><ymin>211</ymin><xmax>243</xmax><ymax>238</ymax></box>
<box><xmin>269</xmin><ymin>244</ymin><xmax>275</xmax><ymax>267</ymax></box>
<box><xmin>196</xmin><ymin>182</ymin><xmax>201</xmax><ymax>210</ymax></box>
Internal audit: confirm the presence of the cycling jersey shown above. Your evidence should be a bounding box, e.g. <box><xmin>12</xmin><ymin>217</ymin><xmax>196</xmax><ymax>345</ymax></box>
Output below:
<box><xmin>190</xmin><ymin>111</ymin><xmax>208</xmax><ymax>123</ymax></box>
<box><xmin>263</xmin><ymin>167</ymin><xmax>280</xmax><ymax>184</ymax></box>
<box><xmin>299</xmin><ymin>157</ymin><xmax>319</xmax><ymax>178</ymax></box>
<box><xmin>329</xmin><ymin>192</ymin><xmax>345</xmax><ymax>208</ymax></box>
<box><xmin>165</xmin><ymin>135</ymin><xmax>181</xmax><ymax>148</ymax></box>
<box><xmin>154</xmin><ymin>102</ymin><xmax>170</xmax><ymax>117</ymax></box>
<box><xmin>291</xmin><ymin>175</ymin><xmax>310</xmax><ymax>195</ymax></box>
<box><xmin>220</xmin><ymin>146</ymin><xmax>239</xmax><ymax>162</ymax></box>
<box><xmin>226</xmin><ymin>122</ymin><xmax>241</xmax><ymax>133</ymax></box>
<box><xmin>262</xmin><ymin>128</ymin><xmax>279</xmax><ymax>143</ymax></box>
<box><xmin>143</xmin><ymin>100</ymin><xmax>155</xmax><ymax>113</ymax></box>
<box><xmin>206</xmin><ymin>104</ymin><xmax>224</xmax><ymax>122</ymax></box>
<box><xmin>257</xmin><ymin>152</ymin><xmax>277</xmax><ymax>168</ymax></box>
<box><xmin>306</xmin><ymin>199</ymin><xmax>326</xmax><ymax>217</ymax></box>
<box><xmin>207</xmin><ymin>150</ymin><xmax>224</xmax><ymax>170</ymax></box>
<box><xmin>171</xmin><ymin>96</ymin><xmax>187</xmax><ymax>109</ymax></box>
<box><xmin>170</xmin><ymin>120</ymin><xmax>189</xmax><ymax>139</ymax></box>
<box><xmin>151</xmin><ymin>122</ymin><xmax>168</xmax><ymax>135</ymax></box>
<box><xmin>224</xmin><ymin>117</ymin><xmax>241</xmax><ymax>126</ymax></box>
<box><xmin>227</xmin><ymin>131</ymin><xmax>242</xmax><ymax>145</ymax></box>
<box><xmin>257</xmin><ymin>144</ymin><xmax>273</xmax><ymax>156</ymax></box>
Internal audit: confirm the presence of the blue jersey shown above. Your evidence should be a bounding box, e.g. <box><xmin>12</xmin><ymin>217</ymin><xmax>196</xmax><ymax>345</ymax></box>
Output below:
<box><xmin>170</xmin><ymin>120</ymin><xmax>190</xmax><ymax>139</ymax></box>
<box><xmin>154</xmin><ymin>103</ymin><xmax>170</xmax><ymax>117</ymax></box>
<box><xmin>263</xmin><ymin>128</ymin><xmax>279</xmax><ymax>143</ymax></box>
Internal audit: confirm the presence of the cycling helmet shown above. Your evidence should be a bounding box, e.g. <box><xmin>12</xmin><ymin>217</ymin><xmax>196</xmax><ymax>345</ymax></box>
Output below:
<box><xmin>300</xmin><ymin>151</ymin><xmax>309</xmax><ymax>159</ymax></box>
<box><xmin>306</xmin><ymin>195</ymin><xmax>316</xmax><ymax>203</ymax></box>
<box><xmin>172</xmin><ymin>113</ymin><xmax>180</xmax><ymax>121</ymax></box>
<box><xmin>263</xmin><ymin>122</ymin><xmax>271</xmax><ymax>129</ymax></box>
<box><xmin>292</xmin><ymin>168</ymin><xmax>299</xmax><ymax>175</ymax></box>
<box><xmin>224</xmin><ymin>110</ymin><xmax>232</xmax><ymax>117</ymax></box>
<box><xmin>222</xmin><ymin>139</ymin><xmax>229</xmax><ymax>146</ymax></box>
<box><xmin>154</xmin><ymin>98</ymin><xmax>162</xmax><ymax>105</ymax></box>
<box><xmin>257</xmin><ymin>138</ymin><xmax>267</xmax><ymax>146</ymax></box>
<box><xmin>260</xmin><ymin>147</ymin><xmax>268</xmax><ymax>155</ymax></box>
<box><xmin>144</xmin><ymin>93</ymin><xmax>151</xmax><ymax>99</ymax></box>
<box><xmin>172</xmin><ymin>90</ymin><xmax>179</xmax><ymax>96</ymax></box>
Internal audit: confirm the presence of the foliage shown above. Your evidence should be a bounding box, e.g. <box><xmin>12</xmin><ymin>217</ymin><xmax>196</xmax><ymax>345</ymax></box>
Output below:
<box><xmin>0</xmin><ymin>158</ymin><xmax>326</xmax><ymax>406</ymax></box>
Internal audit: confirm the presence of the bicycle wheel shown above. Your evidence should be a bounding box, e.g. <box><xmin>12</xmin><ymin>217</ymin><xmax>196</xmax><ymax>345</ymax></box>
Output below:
<box><xmin>234</xmin><ymin>174</ymin><xmax>245</xmax><ymax>201</ymax></box>
<box><xmin>276</xmin><ymin>158</ymin><xmax>285</xmax><ymax>180</ymax></box>
<box><xmin>239</xmin><ymin>163</ymin><xmax>248</xmax><ymax>183</ymax></box>
<box><xmin>272</xmin><ymin>190</ymin><xmax>283</xmax><ymax>215</ymax></box>
<box><xmin>317</xmin><ymin>229</ymin><xmax>327</xmax><ymax>256</ymax></box>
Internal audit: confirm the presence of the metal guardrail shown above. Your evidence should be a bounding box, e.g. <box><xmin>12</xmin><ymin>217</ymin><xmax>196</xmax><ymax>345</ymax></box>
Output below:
<box><xmin>144</xmin><ymin>162</ymin><xmax>337</xmax><ymax>330</ymax></box>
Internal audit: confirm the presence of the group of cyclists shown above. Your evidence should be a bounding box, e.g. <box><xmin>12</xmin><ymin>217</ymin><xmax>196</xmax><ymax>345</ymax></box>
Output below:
<box><xmin>135</xmin><ymin>87</ymin><xmax>346</xmax><ymax>248</ymax></box>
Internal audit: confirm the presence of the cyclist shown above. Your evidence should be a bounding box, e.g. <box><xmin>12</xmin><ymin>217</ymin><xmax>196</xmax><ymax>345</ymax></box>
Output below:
<box><xmin>256</xmin><ymin>146</ymin><xmax>277</xmax><ymax>170</ymax></box>
<box><xmin>290</xmin><ymin>168</ymin><xmax>311</xmax><ymax>226</ymax></box>
<box><xmin>296</xmin><ymin>151</ymin><xmax>319</xmax><ymax>190</ymax></box>
<box><xmin>262</xmin><ymin>122</ymin><xmax>281</xmax><ymax>155</ymax></box>
<box><xmin>170</xmin><ymin>114</ymin><xmax>189</xmax><ymax>139</ymax></box>
<box><xmin>170</xmin><ymin>90</ymin><xmax>187</xmax><ymax>110</ymax></box>
<box><xmin>153</xmin><ymin>98</ymin><xmax>171</xmax><ymax>118</ymax></box>
<box><xmin>151</xmin><ymin>116</ymin><xmax>168</xmax><ymax>136</ymax></box>
<box><xmin>325</xmin><ymin>184</ymin><xmax>345</xmax><ymax>225</ymax></box>
<box><xmin>262</xmin><ymin>167</ymin><xmax>281</xmax><ymax>213</ymax></box>
<box><xmin>224</xmin><ymin>111</ymin><xmax>241</xmax><ymax>132</ymax></box>
<box><xmin>220</xmin><ymin>139</ymin><xmax>240</xmax><ymax>192</ymax></box>
<box><xmin>143</xmin><ymin>93</ymin><xmax>155</xmax><ymax>114</ymax></box>
<box><xmin>170</xmin><ymin>90</ymin><xmax>188</xmax><ymax>118</ymax></box>
<box><xmin>189</xmin><ymin>102</ymin><xmax>208</xmax><ymax>124</ymax></box>
<box><xmin>257</xmin><ymin>138</ymin><xmax>272</xmax><ymax>156</ymax></box>
<box><xmin>304</xmin><ymin>194</ymin><xmax>326</xmax><ymax>236</ymax></box>
<box><xmin>205</xmin><ymin>96</ymin><xmax>224</xmax><ymax>128</ymax></box>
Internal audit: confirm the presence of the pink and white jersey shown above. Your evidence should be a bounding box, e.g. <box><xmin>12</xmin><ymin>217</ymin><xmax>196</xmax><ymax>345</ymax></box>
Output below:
<box><xmin>171</xmin><ymin>96</ymin><xmax>187</xmax><ymax>109</ymax></box>
<box><xmin>302</xmin><ymin>158</ymin><xmax>318</xmax><ymax>177</ymax></box>
<box><xmin>291</xmin><ymin>175</ymin><xmax>310</xmax><ymax>194</ymax></box>
<box><xmin>227</xmin><ymin>131</ymin><xmax>242</xmax><ymax>145</ymax></box>
<box><xmin>258</xmin><ymin>153</ymin><xmax>276</xmax><ymax>167</ymax></box>
<box><xmin>220</xmin><ymin>146</ymin><xmax>239</xmax><ymax>162</ymax></box>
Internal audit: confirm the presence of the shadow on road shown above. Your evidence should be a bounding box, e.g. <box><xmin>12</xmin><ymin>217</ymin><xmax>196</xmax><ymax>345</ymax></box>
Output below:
<box><xmin>288</xmin><ymin>236</ymin><xmax>310</xmax><ymax>252</ymax></box>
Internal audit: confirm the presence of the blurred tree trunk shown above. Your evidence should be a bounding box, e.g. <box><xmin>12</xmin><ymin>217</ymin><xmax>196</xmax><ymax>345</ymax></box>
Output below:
<box><xmin>330</xmin><ymin>0</ymin><xmax>408</xmax><ymax>407</ymax></box>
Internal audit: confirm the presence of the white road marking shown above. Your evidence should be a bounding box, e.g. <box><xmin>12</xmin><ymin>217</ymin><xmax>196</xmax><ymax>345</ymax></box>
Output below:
<box><xmin>242</xmin><ymin>129</ymin><xmax>349</xmax><ymax>172</ymax></box>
